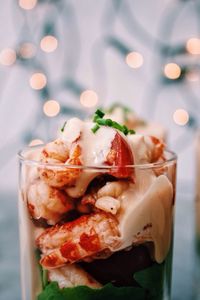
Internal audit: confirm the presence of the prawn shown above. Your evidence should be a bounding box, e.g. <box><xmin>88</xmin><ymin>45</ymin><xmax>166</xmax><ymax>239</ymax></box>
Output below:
<box><xmin>27</xmin><ymin>180</ymin><xmax>74</xmax><ymax>225</ymax></box>
<box><xmin>39</xmin><ymin>141</ymin><xmax>82</xmax><ymax>188</ymax></box>
<box><xmin>36</xmin><ymin>212</ymin><xmax>120</xmax><ymax>269</ymax></box>
<box><xmin>48</xmin><ymin>264</ymin><xmax>101</xmax><ymax>288</ymax></box>
<box><xmin>81</xmin><ymin>181</ymin><xmax>129</xmax><ymax>215</ymax></box>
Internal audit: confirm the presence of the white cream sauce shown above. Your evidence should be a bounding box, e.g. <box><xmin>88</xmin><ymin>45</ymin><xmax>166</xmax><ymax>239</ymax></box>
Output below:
<box><xmin>80</xmin><ymin>122</ymin><xmax>116</xmax><ymax>166</ymax></box>
<box><xmin>65</xmin><ymin>172</ymin><xmax>99</xmax><ymax>198</ymax></box>
<box><xmin>60</xmin><ymin>117</ymin><xmax>83</xmax><ymax>144</ymax></box>
<box><xmin>63</xmin><ymin>119</ymin><xmax>117</xmax><ymax>198</ymax></box>
<box><xmin>115</xmin><ymin>175</ymin><xmax>173</xmax><ymax>263</ymax></box>
<box><xmin>61</xmin><ymin>118</ymin><xmax>116</xmax><ymax>166</ymax></box>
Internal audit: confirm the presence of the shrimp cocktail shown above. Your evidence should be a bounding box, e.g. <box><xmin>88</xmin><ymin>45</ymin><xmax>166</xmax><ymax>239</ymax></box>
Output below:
<box><xmin>18</xmin><ymin>110</ymin><xmax>177</xmax><ymax>300</ymax></box>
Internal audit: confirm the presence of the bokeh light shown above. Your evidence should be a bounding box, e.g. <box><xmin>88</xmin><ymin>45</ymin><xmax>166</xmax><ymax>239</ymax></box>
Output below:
<box><xmin>29</xmin><ymin>73</ymin><xmax>47</xmax><ymax>90</ymax></box>
<box><xmin>80</xmin><ymin>90</ymin><xmax>98</xmax><ymax>108</ymax></box>
<box><xmin>173</xmin><ymin>109</ymin><xmax>189</xmax><ymax>126</ymax></box>
<box><xmin>186</xmin><ymin>38</ymin><xmax>200</xmax><ymax>55</ymax></box>
<box><xmin>19</xmin><ymin>0</ymin><xmax>37</xmax><ymax>10</ymax></box>
<box><xmin>19</xmin><ymin>43</ymin><xmax>36</xmax><ymax>59</ymax></box>
<box><xmin>164</xmin><ymin>63</ymin><xmax>181</xmax><ymax>79</ymax></box>
<box><xmin>186</xmin><ymin>70</ymin><xmax>199</xmax><ymax>82</ymax></box>
<box><xmin>40</xmin><ymin>35</ymin><xmax>58</xmax><ymax>53</ymax></box>
<box><xmin>43</xmin><ymin>100</ymin><xmax>60</xmax><ymax>117</ymax></box>
<box><xmin>0</xmin><ymin>48</ymin><xmax>16</xmax><ymax>66</ymax></box>
<box><xmin>126</xmin><ymin>51</ymin><xmax>144</xmax><ymax>69</ymax></box>
<box><xmin>29</xmin><ymin>139</ymin><xmax>44</xmax><ymax>146</ymax></box>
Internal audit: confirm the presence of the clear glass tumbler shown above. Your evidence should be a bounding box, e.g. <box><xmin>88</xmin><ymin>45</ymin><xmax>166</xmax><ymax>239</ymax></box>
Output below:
<box><xmin>18</xmin><ymin>146</ymin><xmax>177</xmax><ymax>300</ymax></box>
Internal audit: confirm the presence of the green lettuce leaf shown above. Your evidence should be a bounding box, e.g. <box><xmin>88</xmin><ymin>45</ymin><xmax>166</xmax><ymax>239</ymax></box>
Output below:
<box><xmin>35</xmin><ymin>249</ymin><xmax>49</xmax><ymax>289</ymax></box>
<box><xmin>38</xmin><ymin>261</ymin><xmax>168</xmax><ymax>300</ymax></box>
<box><xmin>134</xmin><ymin>263</ymin><xmax>164</xmax><ymax>300</ymax></box>
<box><xmin>37</xmin><ymin>282</ymin><xmax>146</xmax><ymax>300</ymax></box>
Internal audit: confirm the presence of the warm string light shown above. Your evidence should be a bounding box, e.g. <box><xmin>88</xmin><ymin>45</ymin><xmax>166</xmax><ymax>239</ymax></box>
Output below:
<box><xmin>40</xmin><ymin>35</ymin><xmax>58</xmax><ymax>53</ymax></box>
<box><xmin>126</xmin><ymin>51</ymin><xmax>143</xmax><ymax>69</ymax></box>
<box><xmin>4</xmin><ymin>4</ymin><xmax>198</xmax><ymax>134</ymax></box>
<box><xmin>164</xmin><ymin>63</ymin><xmax>181</xmax><ymax>79</ymax></box>
<box><xmin>29</xmin><ymin>72</ymin><xmax>47</xmax><ymax>90</ymax></box>
<box><xmin>19</xmin><ymin>43</ymin><xmax>36</xmax><ymax>59</ymax></box>
<box><xmin>19</xmin><ymin>0</ymin><xmax>37</xmax><ymax>10</ymax></box>
<box><xmin>186</xmin><ymin>38</ymin><xmax>200</xmax><ymax>55</ymax></box>
<box><xmin>0</xmin><ymin>48</ymin><xmax>16</xmax><ymax>66</ymax></box>
<box><xmin>29</xmin><ymin>139</ymin><xmax>44</xmax><ymax>146</ymax></box>
<box><xmin>173</xmin><ymin>109</ymin><xmax>189</xmax><ymax>126</ymax></box>
<box><xmin>43</xmin><ymin>100</ymin><xmax>60</xmax><ymax>117</ymax></box>
<box><xmin>80</xmin><ymin>90</ymin><xmax>98</xmax><ymax>108</ymax></box>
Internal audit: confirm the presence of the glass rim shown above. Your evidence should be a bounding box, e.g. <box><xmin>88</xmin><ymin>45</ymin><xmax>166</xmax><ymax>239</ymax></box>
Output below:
<box><xmin>18</xmin><ymin>145</ymin><xmax>177</xmax><ymax>170</ymax></box>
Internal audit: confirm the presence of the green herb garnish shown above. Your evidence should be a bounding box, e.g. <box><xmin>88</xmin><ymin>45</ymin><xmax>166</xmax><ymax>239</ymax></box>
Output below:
<box><xmin>91</xmin><ymin>124</ymin><xmax>100</xmax><ymax>133</ymax></box>
<box><xmin>129</xmin><ymin>129</ymin><xmax>135</xmax><ymax>134</ymax></box>
<box><xmin>61</xmin><ymin>121</ymin><xmax>67</xmax><ymax>132</ymax></box>
<box><xmin>91</xmin><ymin>109</ymin><xmax>135</xmax><ymax>135</ymax></box>
<box><xmin>94</xmin><ymin>109</ymin><xmax>105</xmax><ymax>118</ymax></box>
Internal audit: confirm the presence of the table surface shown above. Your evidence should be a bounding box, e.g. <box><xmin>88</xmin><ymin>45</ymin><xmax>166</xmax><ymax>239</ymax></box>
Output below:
<box><xmin>0</xmin><ymin>185</ymin><xmax>198</xmax><ymax>300</ymax></box>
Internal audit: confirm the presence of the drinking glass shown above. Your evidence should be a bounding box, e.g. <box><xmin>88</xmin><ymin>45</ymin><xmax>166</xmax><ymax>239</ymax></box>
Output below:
<box><xmin>18</xmin><ymin>146</ymin><xmax>177</xmax><ymax>300</ymax></box>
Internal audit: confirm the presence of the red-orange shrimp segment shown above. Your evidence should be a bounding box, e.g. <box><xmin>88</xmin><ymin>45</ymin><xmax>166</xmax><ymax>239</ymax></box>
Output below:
<box><xmin>36</xmin><ymin>212</ymin><xmax>120</xmax><ymax>269</ymax></box>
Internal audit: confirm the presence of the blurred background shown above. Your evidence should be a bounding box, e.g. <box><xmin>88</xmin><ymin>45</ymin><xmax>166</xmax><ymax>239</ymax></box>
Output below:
<box><xmin>0</xmin><ymin>0</ymin><xmax>200</xmax><ymax>299</ymax></box>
